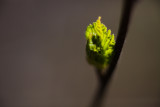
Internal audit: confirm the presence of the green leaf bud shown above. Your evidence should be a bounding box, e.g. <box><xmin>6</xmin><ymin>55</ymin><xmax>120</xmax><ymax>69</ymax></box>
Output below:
<box><xmin>85</xmin><ymin>16</ymin><xmax>116</xmax><ymax>69</ymax></box>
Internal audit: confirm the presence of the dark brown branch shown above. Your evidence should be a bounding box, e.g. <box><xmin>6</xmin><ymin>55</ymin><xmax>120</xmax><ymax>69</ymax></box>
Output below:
<box><xmin>91</xmin><ymin>0</ymin><xmax>137</xmax><ymax>107</ymax></box>
<box><xmin>105</xmin><ymin>0</ymin><xmax>137</xmax><ymax>78</ymax></box>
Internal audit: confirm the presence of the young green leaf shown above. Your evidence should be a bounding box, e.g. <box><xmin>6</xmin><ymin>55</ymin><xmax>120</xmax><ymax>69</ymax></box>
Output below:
<box><xmin>85</xmin><ymin>16</ymin><xmax>116</xmax><ymax>69</ymax></box>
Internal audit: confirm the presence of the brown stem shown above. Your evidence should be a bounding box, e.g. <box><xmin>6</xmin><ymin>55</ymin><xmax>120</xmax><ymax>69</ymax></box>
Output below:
<box><xmin>91</xmin><ymin>0</ymin><xmax>137</xmax><ymax>107</ymax></box>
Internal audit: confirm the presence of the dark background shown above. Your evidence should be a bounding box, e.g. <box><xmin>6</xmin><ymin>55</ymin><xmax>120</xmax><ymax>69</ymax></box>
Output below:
<box><xmin>0</xmin><ymin>0</ymin><xmax>160</xmax><ymax>107</ymax></box>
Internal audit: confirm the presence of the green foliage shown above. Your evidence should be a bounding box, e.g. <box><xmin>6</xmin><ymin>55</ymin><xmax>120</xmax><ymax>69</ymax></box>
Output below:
<box><xmin>85</xmin><ymin>16</ymin><xmax>115</xmax><ymax>69</ymax></box>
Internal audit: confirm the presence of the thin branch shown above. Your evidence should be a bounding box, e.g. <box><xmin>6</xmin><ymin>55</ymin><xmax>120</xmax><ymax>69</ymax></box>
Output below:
<box><xmin>105</xmin><ymin>0</ymin><xmax>137</xmax><ymax>79</ymax></box>
<box><xmin>91</xmin><ymin>0</ymin><xmax>137</xmax><ymax>107</ymax></box>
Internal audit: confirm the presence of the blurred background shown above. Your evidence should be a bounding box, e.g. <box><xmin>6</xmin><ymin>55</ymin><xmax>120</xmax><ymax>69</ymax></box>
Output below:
<box><xmin>0</xmin><ymin>0</ymin><xmax>160</xmax><ymax>107</ymax></box>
